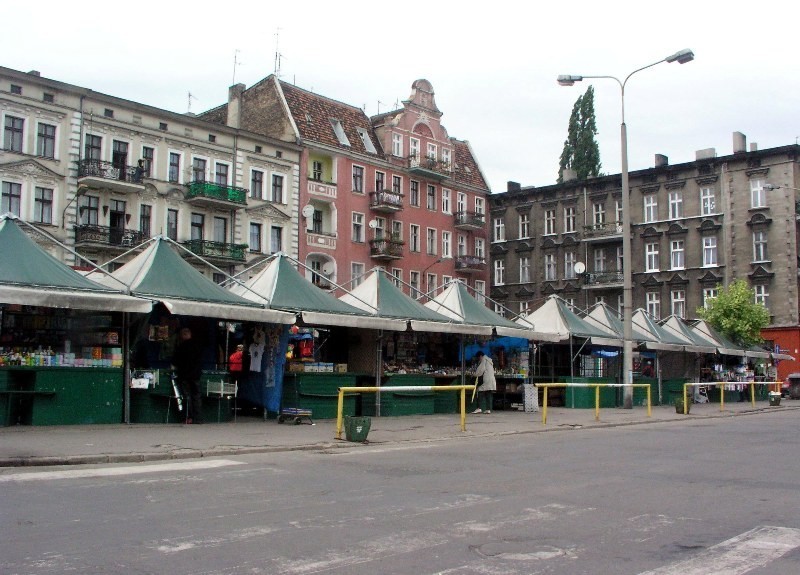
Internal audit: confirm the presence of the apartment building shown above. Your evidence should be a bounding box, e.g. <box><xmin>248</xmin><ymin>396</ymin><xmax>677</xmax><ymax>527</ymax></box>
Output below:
<box><xmin>0</xmin><ymin>66</ymin><xmax>301</xmax><ymax>278</ymax></box>
<box><xmin>488</xmin><ymin>132</ymin><xmax>800</xmax><ymax>371</ymax></box>
<box><xmin>201</xmin><ymin>77</ymin><xmax>491</xmax><ymax>299</ymax></box>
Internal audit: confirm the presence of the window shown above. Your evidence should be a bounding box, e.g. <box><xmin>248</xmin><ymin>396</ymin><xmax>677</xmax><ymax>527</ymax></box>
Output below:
<box><xmin>518</xmin><ymin>213</ymin><xmax>530</xmax><ymax>238</ymax></box>
<box><xmin>80</xmin><ymin>195</ymin><xmax>99</xmax><ymax>225</ymax></box>
<box><xmin>104</xmin><ymin>108</ymin><xmax>114</xmax><ymax>118</ymax></box>
<box><xmin>520</xmin><ymin>301</ymin><xmax>530</xmax><ymax>316</ymax></box>
<box><xmin>475</xmin><ymin>197</ymin><xmax>485</xmax><ymax>215</ymax></box>
<box><xmin>474</xmin><ymin>281</ymin><xmax>486</xmax><ymax>303</ymax></box>
<box><xmin>494</xmin><ymin>260</ymin><xmax>505</xmax><ymax>285</ymax></box>
<box><xmin>644</xmin><ymin>195</ymin><xmax>658</xmax><ymax>223</ymax></box>
<box><xmin>141</xmin><ymin>146</ymin><xmax>154</xmax><ymax>177</ymax></box>
<box><xmin>352</xmin><ymin>166</ymin><xmax>364</xmax><ymax>193</ymax></box>
<box><xmin>192</xmin><ymin>158</ymin><xmax>206</xmax><ymax>182</ymax></box>
<box><xmin>208</xmin><ymin>134</ymin><xmax>216</xmax><ymax>143</ymax></box>
<box><xmin>250</xmin><ymin>169</ymin><xmax>264</xmax><ymax>199</ymax></box>
<box><xmin>544</xmin><ymin>209</ymin><xmax>556</xmax><ymax>235</ymax></box>
<box><xmin>215</xmin><ymin>163</ymin><xmax>229</xmax><ymax>186</ymax></box>
<box><xmin>330</xmin><ymin>119</ymin><xmax>351</xmax><ymax>146</ymax></box>
<box><xmin>565</xmin><ymin>251</ymin><xmax>576</xmax><ymax>279</ymax></box>
<box><xmin>615</xmin><ymin>200</ymin><xmax>623</xmax><ymax>227</ymax></box>
<box><xmin>564</xmin><ymin>206</ymin><xmax>576</xmax><ymax>233</ymax></box>
<box><xmin>409</xmin><ymin>137</ymin><xmax>420</xmax><ymax>158</ymax></box>
<box><xmin>427</xmin><ymin>184</ymin><xmax>436</xmax><ymax>210</ymax></box>
<box><xmin>410</xmin><ymin>271</ymin><xmax>421</xmax><ymax>298</ymax></box>
<box><xmin>43</xmin><ymin>92</ymin><xmax>54</xmax><ymax>103</ymax></box>
<box><xmin>427</xmin><ymin>273</ymin><xmax>437</xmax><ymax>293</ymax></box>
<box><xmin>356</xmin><ymin>128</ymin><xmax>377</xmax><ymax>153</ymax></box>
<box><xmin>4</xmin><ymin>115</ymin><xmax>24</xmax><ymax>152</ymax></box>
<box><xmin>545</xmin><ymin>254</ymin><xmax>556</xmax><ymax>281</ymax></box>
<box><xmin>36</xmin><ymin>123</ymin><xmax>56</xmax><ymax>158</ymax></box>
<box><xmin>671</xmin><ymin>290</ymin><xmax>686</xmax><ymax>318</ymax></box>
<box><xmin>168</xmin><ymin>152</ymin><xmax>181</xmax><ymax>183</ymax></box>
<box><xmin>352</xmin><ymin>212</ymin><xmax>364</xmax><ymax>242</ymax></box>
<box><xmin>753</xmin><ymin>231</ymin><xmax>768</xmax><ymax>261</ymax></box>
<box><xmin>159</xmin><ymin>122</ymin><xmax>168</xmax><ymax>131</ymax></box>
<box><xmin>391</xmin><ymin>268</ymin><xmax>402</xmax><ymax>289</ymax></box>
<box><xmin>593</xmin><ymin>202</ymin><xmax>605</xmax><ymax>226</ymax></box>
<box><xmin>668</xmin><ymin>191</ymin><xmax>683</xmax><ymax>219</ymax></box>
<box><xmin>457</xmin><ymin>192</ymin><xmax>467</xmax><ymax>215</ymax></box>
<box><xmin>311</xmin><ymin>161</ymin><xmax>323</xmax><ymax>181</ymax></box>
<box><xmin>442</xmin><ymin>188</ymin><xmax>451</xmax><ymax>214</ymax></box>
<box><xmin>646</xmin><ymin>292</ymin><xmax>661</xmax><ymax>320</ymax></box>
<box><xmin>754</xmin><ymin>284</ymin><xmax>769</xmax><ymax>307</ymax></box>
<box><xmin>457</xmin><ymin>234</ymin><xmax>467</xmax><ymax>256</ymax></box>
<box><xmin>751</xmin><ymin>179</ymin><xmax>766</xmax><ymax>208</ymax></box>
<box><xmin>442</xmin><ymin>231</ymin><xmax>453</xmax><ymax>258</ymax></box>
<box><xmin>213</xmin><ymin>217</ymin><xmax>227</xmax><ymax>243</ymax></box>
<box><xmin>409</xmin><ymin>224</ymin><xmax>420</xmax><ymax>252</ymax></box>
<box><xmin>255</xmin><ymin>145</ymin><xmax>262</xmax><ymax>154</ymax></box>
<box><xmin>140</xmin><ymin>204</ymin><xmax>152</xmax><ymax>237</ymax></box>
<box><xmin>594</xmin><ymin>248</ymin><xmax>606</xmax><ymax>272</ymax></box>
<box><xmin>190</xmin><ymin>213</ymin><xmax>204</xmax><ymax>240</ymax></box>
<box><xmin>1</xmin><ymin>182</ymin><xmax>22</xmax><ymax>216</ymax></box>
<box><xmin>10</xmin><ymin>84</ymin><xmax>22</xmax><ymax>95</ymax></box>
<box><xmin>494</xmin><ymin>303</ymin><xmax>506</xmax><ymax>318</ymax></box>
<box><xmin>703</xmin><ymin>287</ymin><xmax>718</xmax><ymax>308</ymax></box>
<box><xmin>493</xmin><ymin>218</ymin><xmax>505</xmax><ymax>242</ymax></box>
<box><xmin>442</xmin><ymin>148</ymin><xmax>451</xmax><ymax>168</ymax></box>
<box><xmin>703</xmin><ymin>236</ymin><xmax>718</xmax><ymax>266</ymax></box>
<box><xmin>670</xmin><ymin>240</ymin><xmax>685</xmax><ymax>270</ymax></box>
<box><xmin>616</xmin><ymin>246</ymin><xmax>624</xmax><ymax>271</ymax></box>
<box><xmin>645</xmin><ymin>242</ymin><xmax>660</xmax><ymax>272</ymax></box>
<box><xmin>426</xmin><ymin>228</ymin><xmax>437</xmax><ymax>255</ymax></box>
<box><xmin>392</xmin><ymin>220</ymin><xmax>403</xmax><ymax>241</ymax></box>
<box><xmin>392</xmin><ymin>175</ymin><xmax>402</xmax><ymax>194</ymax></box>
<box><xmin>270</xmin><ymin>226</ymin><xmax>283</xmax><ymax>253</ymax></box>
<box><xmin>84</xmin><ymin>134</ymin><xmax>102</xmax><ymax>160</ymax></box>
<box><xmin>409</xmin><ymin>180</ymin><xmax>420</xmax><ymax>206</ymax></box>
<box><xmin>271</xmin><ymin>174</ymin><xmax>284</xmax><ymax>203</ymax></box>
<box><xmin>427</xmin><ymin>142</ymin><xmax>437</xmax><ymax>160</ymax></box>
<box><xmin>33</xmin><ymin>187</ymin><xmax>53</xmax><ymax>224</ymax></box>
<box><xmin>351</xmin><ymin>263</ymin><xmax>365</xmax><ymax>288</ymax></box>
<box><xmin>167</xmin><ymin>209</ymin><xmax>178</xmax><ymax>240</ymax></box>
<box><xmin>617</xmin><ymin>294</ymin><xmax>623</xmax><ymax>315</ymax></box>
<box><xmin>375</xmin><ymin>171</ymin><xmax>385</xmax><ymax>192</ymax></box>
<box><xmin>112</xmin><ymin>140</ymin><xmax>128</xmax><ymax>174</ymax></box>
<box><xmin>212</xmin><ymin>273</ymin><xmax>226</xmax><ymax>285</ymax></box>
<box><xmin>312</xmin><ymin>209</ymin><xmax>323</xmax><ymax>234</ymax></box>
<box><xmin>701</xmin><ymin>187</ymin><xmax>715</xmax><ymax>215</ymax></box>
<box><xmin>249</xmin><ymin>223</ymin><xmax>262</xmax><ymax>251</ymax></box>
<box><xmin>392</xmin><ymin>133</ymin><xmax>403</xmax><ymax>157</ymax></box>
<box><xmin>519</xmin><ymin>257</ymin><xmax>530</xmax><ymax>283</ymax></box>
<box><xmin>475</xmin><ymin>238</ymin><xmax>485</xmax><ymax>259</ymax></box>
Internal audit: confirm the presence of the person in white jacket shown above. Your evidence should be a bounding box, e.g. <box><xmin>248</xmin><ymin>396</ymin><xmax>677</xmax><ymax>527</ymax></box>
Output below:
<box><xmin>472</xmin><ymin>351</ymin><xmax>496</xmax><ymax>414</ymax></box>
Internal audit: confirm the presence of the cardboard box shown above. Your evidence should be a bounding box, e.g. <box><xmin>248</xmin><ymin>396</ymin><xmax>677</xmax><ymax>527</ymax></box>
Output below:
<box><xmin>335</xmin><ymin>363</ymin><xmax>348</xmax><ymax>373</ymax></box>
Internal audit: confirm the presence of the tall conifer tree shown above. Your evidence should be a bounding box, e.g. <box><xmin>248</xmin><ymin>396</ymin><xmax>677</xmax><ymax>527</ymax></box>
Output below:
<box><xmin>558</xmin><ymin>86</ymin><xmax>602</xmax><ymax>183</ymax></box>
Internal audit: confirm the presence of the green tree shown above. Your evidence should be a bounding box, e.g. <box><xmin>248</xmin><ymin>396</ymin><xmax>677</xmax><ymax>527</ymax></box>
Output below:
<box><xmin>696</xmin><ymin>279</ymin><xmax>770</xmax><ymax>347</ymax></box>
<box><xmin>558</xmin><ymin>86</ymin><xmax>602</xmax><ymax>183</ymax></box>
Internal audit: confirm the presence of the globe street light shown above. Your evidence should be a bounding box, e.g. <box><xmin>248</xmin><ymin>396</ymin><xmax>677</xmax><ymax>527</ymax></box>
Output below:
<box><xmin>558</xmin><ymin>48</ymin><xmax>694</xmax><ymax>408</ymax></box>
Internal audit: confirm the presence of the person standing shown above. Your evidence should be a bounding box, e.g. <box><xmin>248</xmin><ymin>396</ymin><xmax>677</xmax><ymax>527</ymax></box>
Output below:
<box><xmin>172</xmin><ymin>327</ymin><xmax>204</xmax><ymax>424</ymax></box>
<box><xmin>229</xmin><ymin>344</ymin><xmax>244</xmax><ymax>374</ymax></box>
<box><xmin>472</xmin><ymin>351</ymin><xmax>496</xmax><ymax>414</ymax></box>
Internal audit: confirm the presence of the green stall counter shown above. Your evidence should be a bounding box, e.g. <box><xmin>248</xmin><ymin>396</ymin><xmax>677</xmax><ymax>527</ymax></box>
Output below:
<box><xmin>282</xmin><ymin>373</ymin><xmax>358</xmax><ymax>419</ymax></box>
<box><xmin>362</xmin><ymin>374</ymin><xmax>437</xmax><ymax>417</ymax></box>
<box><xmin>129</xmin><ymin>370</ymin><xmax>234</xmax><ymax>424</ymax></box>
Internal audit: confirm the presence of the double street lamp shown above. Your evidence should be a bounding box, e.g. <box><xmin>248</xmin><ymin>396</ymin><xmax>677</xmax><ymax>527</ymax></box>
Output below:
<box><xmin>558</xmin><ymin>48</ymin><xmax>694</xmax><ymax>408</ymax></box>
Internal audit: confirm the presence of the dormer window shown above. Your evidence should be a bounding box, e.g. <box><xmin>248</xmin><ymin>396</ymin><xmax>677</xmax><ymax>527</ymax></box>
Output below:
<box><xmin>330</xmin><ymin>119</ymin><xmax>351</xmax><ymax>146</ymax></box>
<box><xmin>356</xmin><ymin>128</ymin><xmax>377</xmax><ymax>154</ymax></box>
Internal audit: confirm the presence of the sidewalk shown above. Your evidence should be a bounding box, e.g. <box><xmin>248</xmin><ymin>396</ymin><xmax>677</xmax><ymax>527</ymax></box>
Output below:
<box><xmin>1</xmin><ymin>401</ymin><xmax>795</xmax><ymax>468</ymax></box>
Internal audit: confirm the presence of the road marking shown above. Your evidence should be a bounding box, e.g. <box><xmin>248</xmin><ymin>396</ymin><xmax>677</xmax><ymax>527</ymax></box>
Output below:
<box><xmin>0</xmin><ymin>459</ymin><xmax>244</xmax><ymax>482</ymax></box>
<box><xmin>639</xmin><ymin>526</ymin><xmax>800</xmax><ymax>575</ymax></box>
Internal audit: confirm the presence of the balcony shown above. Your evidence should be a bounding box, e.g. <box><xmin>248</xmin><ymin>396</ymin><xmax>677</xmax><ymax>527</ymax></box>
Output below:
<box><xmin>369</xmin><ymin>237</ymin><xmax>404</xmax><ymax>260</ymax></box>
<box><xmin>76</xmin><ymin>159</ymin><xmax>145</xmax><ymax>194</ymax></box>
<box><xmin>583</xmin><ymin>221</ymin><xmax>623</xmax><ymax>242</ymax></box>
<box><xmin>74</xmin><ymin>224</ymin><xmax>149</xmax><ymax>250</ymax></box>
<box><xmin>584</xmin><ymin>270</ymin><xmax>624</xmax><ymax>287</ymax></box>
<box><xmin>455</xmin><ymin>255</ymin><xmax>486</xmax><ymax>274</ymax></box>
<box><xmin>307</xmin><ymin>179</ymin><xmax>337</xmax><ymax>199</ymax></box>
<box><xmin>184</xmin><ymin>181</ymin><xmax>248</xmax><ymax>209</ymax></box>
<box><xmin>454</xmin><ymin>211</ymin><xmax>485</xmax><ymax>231</ymax></box>
<box><xmin>306</xmin><ymin>231</ymin><xmax>337</xmax><ymax>250</ymax></box>
<box><xmin>408</xmin><ymin>155</ymin><xmax>451</xmax><ymax>181</ymax></box>
<box><xmin>181</xmin><ymin>239</ymin><xmax>247</xmax><ymax>263</ymax></box>
<box><xmin>369</xmin><ymin>190</ymin><xmax>404</xmax><ymax>213</ymax></box>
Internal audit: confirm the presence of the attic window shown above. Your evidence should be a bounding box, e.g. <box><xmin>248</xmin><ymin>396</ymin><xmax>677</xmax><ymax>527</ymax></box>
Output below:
<box><xmin>43</xmin><ymin>93</ymin><xmax>54</xmax><ymax>103</ymax></box>
<box><xmin>255</xmin><ymin>145</ymin><xmax>262</xmax><ymax>153</ymax></box>
<box><xmin>208</xmin><ymin>134</ymin><xmax>216</xmax><ymax>143</ymax></box>
<box><xmin>356</xmin><ymin>128</ymin><xmax>377</xmax><ymax>154</ymax></box>
<box><xmin>330</xmin><ymin>119</ymin><xmax>351</xmax><ymax>146</ymax></box>
<box><xmin>104</xmin><ymin>108</ymin><xmax>114</xmax><ymax>118</ymax></box>
<box><xmin>159</xmin><ymin>122</ymin><xmax>168</xmax><ymax>131</ymax></box>
<box><xmin>10</xmin><ymin>84</ymin><xmax>22</xmax><ymax>95</ymax></box>
<box><xmin>305</xmin><ymin>113</ymin><xmax>313</xmax><ymax>124</ymax></box>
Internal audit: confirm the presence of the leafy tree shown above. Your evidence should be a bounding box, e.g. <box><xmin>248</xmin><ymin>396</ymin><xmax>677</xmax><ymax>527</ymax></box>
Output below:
<box><xmin>558</xmin><ymin>86</ymin><xmax>602</xmax><ymax>183</ymax></box>
<box><xmin>696</xmin><ymin>279</ymin><xmax>770</xmax><ymax>347</ymax></box>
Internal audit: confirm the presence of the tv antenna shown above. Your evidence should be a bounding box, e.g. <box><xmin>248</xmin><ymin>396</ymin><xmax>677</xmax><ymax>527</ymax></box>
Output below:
<box><xmin>187</xmin><ymin>92</ymin><xmax>197</xmax><ymax>113</ymax></box>
<box><xmin>274</xmin><ymin>28</ymin><xmax>284</xmax><ymax>77</ymax></box>
<box><xmin>232</xmin><ymin>49</ymin><xmax>242</xmax><ymax>85</ymax></box>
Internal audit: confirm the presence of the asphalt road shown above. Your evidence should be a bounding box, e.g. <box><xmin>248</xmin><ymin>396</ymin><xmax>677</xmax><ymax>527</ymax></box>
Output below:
<box><xmin>2</xmin><ymin>410</ymin><xmax>799</xmax><ymax>575</ymax></box>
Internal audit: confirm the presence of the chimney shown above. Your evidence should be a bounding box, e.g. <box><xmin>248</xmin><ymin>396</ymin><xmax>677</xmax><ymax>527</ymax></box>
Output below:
<box><xmin>750</xmin><ymin>143</ymin><xmax>758</xmax><ymax>152</ymax></box>
<box><xmin>696</xmin><ymin>148</ymin><xmax>716</xmax><ymax>160</ymax></box>
<box><xmin>733</xmin><ymin>131</ymin><xmax>747</xmax><ymax>154</ymax></box>
<box><xmin>507</xmin><ymin>181</ymin><xmax>521</xmax><ymax>193</ymax></box>
<box><xmin>562</xmin><ymin>168</ymin><xmax>577</xmax><ymax>182</ymax></box>
<box><xmin>226</xmin><ymin>83</ymin><xmax>246</xmax><ymax>129</ymax></box>
<box><xmin>655</xmin><ymin>154</ymin><xmax>669</xmax><ymax>167</ymax></box>
<box><xmin>27</xmin><ymin>70</ymin><xmax>41</xmax><ymax>77</ymax></box>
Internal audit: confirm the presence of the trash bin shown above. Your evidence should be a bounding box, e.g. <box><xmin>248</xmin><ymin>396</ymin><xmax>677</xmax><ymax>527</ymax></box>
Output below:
<box><xmin>769</xmin><ymin>391</ymin><xmax>782</xmax><ymax>407</ymax></box>
<box><xmin>344</xmin><ymin>415</ymin><xmax>371</xmax><ymax>442</ymax></box>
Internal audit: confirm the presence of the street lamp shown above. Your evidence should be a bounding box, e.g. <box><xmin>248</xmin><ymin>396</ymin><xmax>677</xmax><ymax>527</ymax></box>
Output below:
<box><xmin>558</xmin><ymin>48</ymin><xmax>694</xmax><ymax>408</ymax></box>
<box><xmin>423</xmin><ymin>255</ymin><xmax>450</xmax><ymax>297</ymax></box>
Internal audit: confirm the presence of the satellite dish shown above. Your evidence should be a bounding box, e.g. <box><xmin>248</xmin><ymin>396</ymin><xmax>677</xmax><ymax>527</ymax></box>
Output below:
<box><xmin>321</xmin><ymin>261</ymin><xmax>335</xmax><ymax>276</ymax></box>
<box><xmin>302</xmin><ymin>204</ymin><xmax>314</xmax><ymax>218</ymax></box>
<box><xmin>574</xmin><ymin>262</ymin><xmax>586</xmax><ymax>274</ymax></box>
<box><xmin>368</xmin><ymin>219</ymin><xmax>378</xmax><ymax>229</ymax></box>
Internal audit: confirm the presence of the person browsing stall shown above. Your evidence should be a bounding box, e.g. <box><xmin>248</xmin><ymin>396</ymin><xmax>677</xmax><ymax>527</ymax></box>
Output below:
<box><xmin>472</xmin><ymin>351</ymin><xmax>496</xmax><ymax>414</ymax></box>
<box><xmin>171</xmin><ymin>327</ymin><xmax>204</xmax><ymax>424</ymax></box>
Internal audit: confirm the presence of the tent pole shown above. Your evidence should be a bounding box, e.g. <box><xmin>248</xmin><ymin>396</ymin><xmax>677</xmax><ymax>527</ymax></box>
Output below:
<box><xmin>122</xmin><ymin>311</ymin><xmax>130</xmax><ymax>424</ymax></box>
<box><xmin>375</xmin><ymin>330</ymin><xmax>383</xmax><ymax>417</ymax></box>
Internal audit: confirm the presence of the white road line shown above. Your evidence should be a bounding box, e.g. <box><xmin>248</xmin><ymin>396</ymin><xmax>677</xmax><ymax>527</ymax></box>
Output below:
<box><xmin>639</xmin><ymin>526</ymin><xmax>800</xmax><ymax>575</ymax></box>
<box><xmin>0</xmin><ymin>459</ymin><xmax>245</xmax><ymax>482</ymax></box>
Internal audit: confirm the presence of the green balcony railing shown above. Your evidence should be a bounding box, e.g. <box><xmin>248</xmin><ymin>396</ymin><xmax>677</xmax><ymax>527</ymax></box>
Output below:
<box><xmin>182</xmin><ymin>239</ymin><xmax>247</xmax><ymax>262</ymax></box>
<box><xmin>185</xmin><ymin>181</ymin><xmax>248</xmax><ymax>205</ymax></box>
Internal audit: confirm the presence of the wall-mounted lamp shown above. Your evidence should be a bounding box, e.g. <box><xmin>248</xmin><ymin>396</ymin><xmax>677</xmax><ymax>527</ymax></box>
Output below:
<box><xmin>125</xmin><ymin>213</ymin><xmax>132</xmax><ymax>224</ymax></box>
<box><xmin>102</xmin><ymin>205</ymin><xmax>109</xmax><ymax>217</ymax></box>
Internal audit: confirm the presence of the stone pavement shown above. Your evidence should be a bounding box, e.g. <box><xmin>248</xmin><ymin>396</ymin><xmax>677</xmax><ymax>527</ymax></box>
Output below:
<box><xmin>0</xmin><ymin>401</ymin><xmax>796</xmax><ymax>468</ymax></box>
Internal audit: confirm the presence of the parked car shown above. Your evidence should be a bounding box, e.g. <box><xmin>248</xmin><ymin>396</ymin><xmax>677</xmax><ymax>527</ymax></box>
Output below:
<box><xmin>782</xmin><ymin>373</ymin><xmax>800</xmax><ymax>399</ymax></box>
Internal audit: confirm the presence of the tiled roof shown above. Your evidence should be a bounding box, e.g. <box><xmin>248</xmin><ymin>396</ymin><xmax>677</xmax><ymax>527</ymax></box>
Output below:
<box><xmin>453</xmin><ymin>139</ymin><xmax>489</xmax><ymax>190</ymax></box>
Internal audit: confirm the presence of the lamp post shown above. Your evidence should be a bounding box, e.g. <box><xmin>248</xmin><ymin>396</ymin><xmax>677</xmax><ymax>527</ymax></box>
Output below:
<box><xmin>558</xmin><ymin>48</ymin><xmax>694</xmax><ymax>408</ymax></box>
<box><xmin>422</xmin><ymin>255</ymin><xmax>449</xmax><ymax>298</ymax></box>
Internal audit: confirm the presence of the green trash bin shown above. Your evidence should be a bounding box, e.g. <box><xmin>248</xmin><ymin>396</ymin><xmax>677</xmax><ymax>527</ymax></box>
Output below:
<box><xmin>344</xmin><ymin>415</ymin><xmax>371</xmax><ymax>442</ymax></box>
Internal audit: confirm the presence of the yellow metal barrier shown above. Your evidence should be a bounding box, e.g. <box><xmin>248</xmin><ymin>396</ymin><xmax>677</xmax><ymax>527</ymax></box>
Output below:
<box><xmin>538</xmin><ymin>383</ymin><xmax>652</xmax><ymax>425</ymax></box>
<box><xmin>681</xmin><ymin>381</ymin><xmax>779</xmax><ymax>414</ymax></box>
<box><xmin>335</xmin><ymin>385</ymin><xmax>477</xmax><ymax>440</ymax></box>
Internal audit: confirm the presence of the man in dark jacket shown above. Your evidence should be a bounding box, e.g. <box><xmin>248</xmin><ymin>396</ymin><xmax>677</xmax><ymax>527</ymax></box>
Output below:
<box><xmin>172</xmin><ymin>327</ymin><xmax>203</xmax><ymax>424</ymax></box>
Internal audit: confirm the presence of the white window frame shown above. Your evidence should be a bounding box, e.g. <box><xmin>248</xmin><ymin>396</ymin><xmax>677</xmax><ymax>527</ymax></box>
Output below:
<box><xmin>493</xmin><ymin>217</ymin><xmax>505</xmax><ymax>242</ymax></box>
<box><xmin>646</xmin><ymin>292</ymin><xmax>661</xmax><ymax>320</ymax></box>
<box><xmin>519</xmin><ymin>213</ymin><xmax>530</xmax><ymax>239</ymax></box>
<box><xmin>565</xmin><ymin>251</ymin><xmax>576</xmax><ymax>279</ymax></box>
<box><xmin>754</xmin><ymin>284</ymin><xmax>769</xmax><ymax>307</ymax></box>
<box><xmin>671</xmin><ymin>290</ymin><xmax>686</xmax><ymax>319</ymax></box>
<box><xmin>751</xmin><ymin>179</ymin><xmax>766</xmax><ymax>208</ymax></box>
<box><xmin>409</xmin><ymin>137</ymin><xmax>420</xmax><ymax>158</ymax></box>
<box><xmin>594</xmin><ymin>248</ymin><xmax>606</xmax><ymax>273</ymax></box>
<box><xmin>544</xmin><ymin>253</ymin><xmax>557</xmax><ymax>281</ymax></box>
<box><xmin>701</xmin><ymin>187</ymin><xmax>715</xmax><ymax>215</ymax></box>
<box><xmin>544</xmin><ymin>209</ymin><xmax>556</xmax><ymax>235</ymax></box>
<box><xmin>593</xmin><ymin>202</ymin><xmax>605</xmax><ymax>226</ymax></box>
<box><xmin>351</xmin><ymin>262</ymin><xmax>366</xmax><ymax>288</ymax></box>
<box><xmin>475</xmin><ymin>238</ymin><xmax>485</xmax><ymax>259</ymax></box>
<box><xmin>703</xmin><ymin>236</ymin><xmax>718</xmax><ymax>267</ymax></box>
<box><xmin>668</xmin><ymin>191</ymin><xmax>683</xmax><ymax>219</ymax></box>
<box><xmin>441</xmin><ymin>231</ymin><xmax>451</xmax><ymax>258</ymax></box>
<box><xmin>494</xmin><ymin>260</ymin><xmax>505</xmax><ymax>285</ymax></box>
<box><xmin>441</xmin><ymin>188</ymin><xmax>451</xmax><ymax>214</ymax></box>
<box><xmin>475</xmin><ymin>197</ymin><xmax>485</xmax><ymax>215</ymax></box>
<box><xmin>564</xmin><ymin>206</ymin><xmax>576</xmax><ymax>233</ymax></box>
<box><xmin>426</xmin><ymin>228</ymin><xmax>437</xmax><ymax>255</ymax></box>
<box><xmin>474</xmin><ymin>281</ymin><xmax>486</xmax><ymax>303</ymax></box>
<box><xmin>352</xmin><ymin>212</ymin><xmax>365</xmax><ymax>243</ymax></box>
<box><xmin>645</xmin><ymin>242</ymin><xmax>660</xmax><ymax>272</ymax></box>
<box><xmin>392</xmin><ymin>133</ymin><xmax>403</xmax><ymax>157</ymax></box>
<box><xmin>644</xmin><ymin>195</ymin><xmax>658</xmax><ymax>223</ymax></box>
<box><xmin>753</xmin><ymin>230</ymin><xmax>768</xmax><ymax>262</ymax></box>
<box><xmin>519</xmin><ymin>256</ymin><xmax>530</xmax><ymax>283</ymax></box>
<box><xmin>426</xmin><ymin>142</ymin><xmax>437</xmax><ymax>160</ymax></box>
<box><xmin>703</xmin><ymin>288</ymin><xmax>718</xmax><ymax>308</ymax></box>
<box><xmin>409</xmin><ymin>224</ymin><xmax>420</xmax><ymax>252</ymax></box>
<box><xmin>670</xmin><ymin>240</ymin><xmax>685</xmax><ymax>270</ymax></box>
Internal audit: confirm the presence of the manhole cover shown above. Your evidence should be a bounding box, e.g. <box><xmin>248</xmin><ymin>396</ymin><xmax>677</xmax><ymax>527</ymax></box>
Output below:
<box><xmin>473</xmin><ymin>541</ymin><xmax>571</xmax><ymax>561</ymax></box>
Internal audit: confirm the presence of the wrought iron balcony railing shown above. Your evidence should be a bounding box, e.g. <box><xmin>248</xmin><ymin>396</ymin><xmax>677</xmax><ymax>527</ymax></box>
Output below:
<box><xmin>455</xmin><ymin>255</ymin><xmax>486</xmax><ymax>272</ymax></box>
<box><xmin>583</xmin><ymin>221</ymin><xmax>623</xmax><ymax>238</ymax></box>
<box><xmin>408</xmin><ymin>154</ymin><xmax>451</xmax><ymax>179</ymax></box>
<box><xmin>77</xmin><ymin>159</ymin><xmax>143</xmax><ymax>184</ymax></box>
<box><xmin>454</xmin><ymin>211</ymin><xmax>485</xmax><ymax>229</ymax></box>
<box><xmin>369</xmin><ymin>190</ymin><xmax>404</xmax><ymax>211</ymax></box>
<box><xmin>74</xmin><ymin>224</ymin><xmax>148</xmax><ymax>248</ymax></box>
<box><xmin>369</xmin><ymin>237</ymin><xmax>404</xmax><ymax>259</ymax></box>
<box><xmin>185</xmin><ymin>181</ymin><xmax>248</xmax><ymax>205</ymax></box>
<box><xmin>181</xmin><ymin>239</ymin><xmax>247</xmax><ymax>262</ymax></box>
<box><xmin>585</xmin><ymin>270</ymin><xmax>624</xmax><ymax>285</ymax></box>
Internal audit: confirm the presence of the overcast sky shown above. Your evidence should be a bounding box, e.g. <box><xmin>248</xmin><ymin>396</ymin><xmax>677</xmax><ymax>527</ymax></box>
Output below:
<box><xmin>6</xmin><ymin>1</ymin><xmax>798</xmax><ymax>193</ymax></box>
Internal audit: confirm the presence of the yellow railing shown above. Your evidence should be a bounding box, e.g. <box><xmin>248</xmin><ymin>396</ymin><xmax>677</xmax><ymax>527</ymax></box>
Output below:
<box><xmin>537</xmin><ymin>383</ymin><xmax>652</xmax><ymax>425</ymax></box>
<box><xmin>681</xmin><ymin>381</ymin><xmax>780</xmax><ymax>414</ymax></box>
<box><xmin>334</xmin><ymin>385</ymin><xmax>477</xmax><ymax>440</ymax></box>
